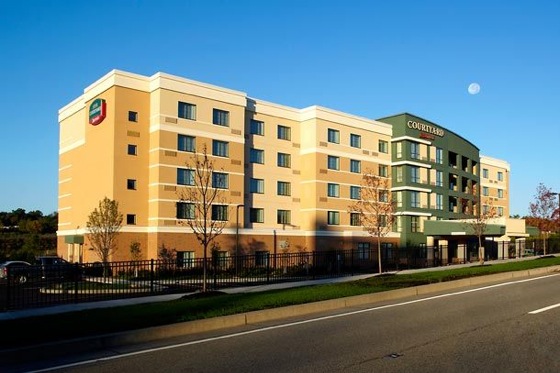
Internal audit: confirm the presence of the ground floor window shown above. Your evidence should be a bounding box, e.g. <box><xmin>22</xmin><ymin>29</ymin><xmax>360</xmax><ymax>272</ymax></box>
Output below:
<box><xmin>357</xmin><ymin>242</ymin><xmax>370</xmax><ymax>260</ymax></box>
<box><xmin>177</xmin><ymin>251</ymin><xmax>195</xmax><ymax>268</ymax></box>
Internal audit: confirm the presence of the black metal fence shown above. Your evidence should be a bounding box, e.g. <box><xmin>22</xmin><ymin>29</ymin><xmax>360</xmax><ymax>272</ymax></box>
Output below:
<box><xmin>2</xmin><ymin>242</ymin><xmax>558</xmax><ymax>311</ymax></box>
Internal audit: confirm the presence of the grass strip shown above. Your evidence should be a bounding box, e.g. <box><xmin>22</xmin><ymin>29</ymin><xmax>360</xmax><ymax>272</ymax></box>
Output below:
<box><xmin>2</xmin><ymin>257</ymin><xmax>560</xmax><ymax>348</ymax></box>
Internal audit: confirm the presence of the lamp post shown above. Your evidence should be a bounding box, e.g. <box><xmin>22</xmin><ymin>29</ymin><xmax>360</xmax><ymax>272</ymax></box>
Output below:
<box><xmin>235</xmin><ymin>204</ymin><xmax>244</xmax><ymax>258</ymax></box>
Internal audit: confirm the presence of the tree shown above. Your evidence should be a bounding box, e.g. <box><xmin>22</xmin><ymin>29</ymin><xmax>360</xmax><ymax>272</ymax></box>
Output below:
<box><xmin>348</xmin><ymin>170</ymin><xmax>395</xmax><ymax>274</ymax></box>
<box><xmin>528</xmin><ymin>183</ymin><xmax>558</xmax><ymax>255</ymax></box>
<box><xmin>86</xmin><ymin>197</ymin><xmax>123</xmax><ymax>269</ymax></box>
<box><xmin>177</xmin><ymin>144</ymin><xmax>228</xmax><ymax>292</ymax></box>
<box><xmin>465</xmin><ymin>200</ymin><xmax>497</xmax><ymax>265</ymax></box>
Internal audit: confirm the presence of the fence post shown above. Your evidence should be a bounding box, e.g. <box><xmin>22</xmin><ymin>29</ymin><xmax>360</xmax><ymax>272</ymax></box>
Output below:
<box><xmin>150</xmin><ymin>259</ymin><xmax>154</xmax><ymax>294</ymax></box>
<box><xmin>266</xmin><ymin>252</ymin><xmax>271</xmax><ymax>284</ymax></box>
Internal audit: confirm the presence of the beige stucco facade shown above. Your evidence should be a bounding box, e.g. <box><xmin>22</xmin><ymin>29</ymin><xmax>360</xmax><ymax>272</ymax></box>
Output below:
<box><xmin>58</xmin><ymin>70</ymin><xmax>397</xmax><ymax>262</ymax></box>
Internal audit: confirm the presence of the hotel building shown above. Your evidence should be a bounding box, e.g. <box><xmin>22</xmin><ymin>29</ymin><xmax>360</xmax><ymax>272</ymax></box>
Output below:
<box><xmin>57</xmin><ymin>70</ymin><xmax>516</xmax><ymax>263</ymax></box>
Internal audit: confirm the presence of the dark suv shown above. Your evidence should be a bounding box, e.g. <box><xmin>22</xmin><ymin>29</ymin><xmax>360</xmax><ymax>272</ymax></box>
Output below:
<box><xmin>34</xmin><ymin>256</ymin><xmax>83</xmax><ymax>281</ymax></box>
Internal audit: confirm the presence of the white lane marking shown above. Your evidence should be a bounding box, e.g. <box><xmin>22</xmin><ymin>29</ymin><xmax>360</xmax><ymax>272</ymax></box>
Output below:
<box><xmin>26</xmin><ymin>274</ymin><xmax>560</xmax><ymax>373</ymax></box>
<box><xmin>529</xmin><ymin>302</ymin><xmax>560</xmax><ymax>314</ymax></box>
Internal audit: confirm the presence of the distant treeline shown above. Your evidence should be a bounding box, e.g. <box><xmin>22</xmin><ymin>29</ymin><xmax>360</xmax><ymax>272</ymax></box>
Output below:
<box><xmin>0</xmin><ymin>209</ymin><xmax>58</xmax><ymax>262</ymax></box>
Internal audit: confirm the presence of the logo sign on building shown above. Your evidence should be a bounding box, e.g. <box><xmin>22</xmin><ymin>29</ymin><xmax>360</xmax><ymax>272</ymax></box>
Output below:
<box><xmin>89</xmin><ymin>98</ymin><xmax>107</xmax><ymax>126</ymax></box>
<box><xmin>407</xmin><ymin>120</ymin><xmax>445</xmax><ymax>138</ymax></box>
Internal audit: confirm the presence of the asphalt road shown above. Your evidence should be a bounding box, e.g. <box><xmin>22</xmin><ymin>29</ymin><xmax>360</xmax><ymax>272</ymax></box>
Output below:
<box><xmin>10</xmin><ymin>272</ymin><xmax>560</xmax><ymax>373</ymax></box>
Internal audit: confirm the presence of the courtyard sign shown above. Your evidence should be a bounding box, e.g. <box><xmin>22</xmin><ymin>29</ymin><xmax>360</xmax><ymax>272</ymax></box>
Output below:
<box><xmin>89</xmin><ymin>98</ymin><xmax>107</xmax><ymax>126</ymax></box>
<box><xmin>407</xmin><ymin>120</ymin><xmax>444</xmax><ymax>137</ymax></box>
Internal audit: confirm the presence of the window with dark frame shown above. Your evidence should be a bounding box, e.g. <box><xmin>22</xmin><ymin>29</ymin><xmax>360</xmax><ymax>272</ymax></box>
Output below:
<box><xmin>178</xmin><ymin>135</ymin><xmax>196</xmax><ymax>152</ymax></box>
<box><xmin>176</xmin><ymin>202</ymin><xmax>195</xmax><ymax>219</ymax></box>
<box><xmin>126</xmin><ymin>214</ymin><xmax>136</xmax><ymax>225</ymax></box>
<box><xmin>127</xmin><ymin>179</ymin><xmax>137</xmax><ymax>190</ymax></box>
<box><xmin>178</xmin><ymin>102</ymin><xmax>196</xmax><ymax>120</ymax></box>
<box><xmin>212</xmin><ymin>109</ymin><xmax>229</xmax><ymax>126</ymax></box>
<box><xmin>127</xmin><ymin>144</ymin><xmax>137</xmax><ymax>155</ymax></box>
<box><xmin>250</xmin><ymin>119</ymin><xmax>264</xmax><ymax>135</ymax></box>
<box><xmin>211</xmin><ymin>205</ymin><xmax>228</xmax><ymax>221</ymax></box>
<box><xmin>128</xmin><ymin>111</ymin><xmax>138</xmax><ymax>122</ymax></box>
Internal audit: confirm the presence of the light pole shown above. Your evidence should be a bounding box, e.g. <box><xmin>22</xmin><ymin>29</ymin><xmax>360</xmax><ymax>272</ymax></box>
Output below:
<box><xmin>235</xmin><ymin>204</ymin><xmax>244</xmax><ymax>258</ymax></box>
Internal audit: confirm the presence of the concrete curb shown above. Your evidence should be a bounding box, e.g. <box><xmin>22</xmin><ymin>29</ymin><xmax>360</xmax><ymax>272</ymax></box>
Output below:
<box><xmin>2</xmin><ymin>265</ymin><xmax>560</xmax><ymax>364</ymax></box>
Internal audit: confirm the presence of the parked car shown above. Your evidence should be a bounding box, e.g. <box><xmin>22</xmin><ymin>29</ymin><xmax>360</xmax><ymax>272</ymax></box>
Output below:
<box><xmin>34</xmin><ymin>256</ymin><xmax>83</xmax><ymax>281</ymax></box>
<box><xmin>0</xmin><ymin>261</ymin><xmax>32</xmax><ymax>284</ymax></box>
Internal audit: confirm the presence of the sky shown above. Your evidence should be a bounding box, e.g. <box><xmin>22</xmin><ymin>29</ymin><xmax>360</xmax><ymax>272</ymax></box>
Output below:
<box><xmin>0</xmin><ymin>0</ymin><xmax>558</xmax><ymax>217</ymax></box>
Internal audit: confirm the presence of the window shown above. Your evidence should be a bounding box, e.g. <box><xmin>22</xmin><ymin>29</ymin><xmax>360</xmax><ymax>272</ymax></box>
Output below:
<box><xmin>277</xmin><ymin>181</ymin><xmax>291</xmax><ymax>196</ymax></box>
<box><xmin>378</xmin><ymin>140</ymin><xmax>388</xmax><ymax>153</ymax></box>
<box><xmin>255</xmin><ymin>251</ymin><xmax>270</xmax><ymax>266</ymax></box>
<box><xmin>327</xmin><ymin>211</ymin><xmax>340</xmax><ymax>225</ymax></box>
<box><xmin>436</xmin><ymin>194</ymin><xmax>443</xmax><ymax>210</ymax></box>
<box><xmin>250</xmin><ymin>119</ymin><xmax>264</xmax><ymax>135</ymax></box>
<box><xmin>212</xmin><ymin>205</ymin><xmax>228</xmax><ymax>221</ymax></box>
<box><xmin>396</xmin><ymin>142</ymin><xmax>402</xmax><ymax>158</ymax></box>
<box><xmin>411</xmin><ymin>191</ymin><xmax>420</xmax><ymax>208</ymax></box>
<box><xmin>379</xmin><ymin>215</ymin><xmax>387</xmax><ymax>227</ymax></box>
<box><xmin>411</xmin><ymin>142</ymin><xmax>420</xmax><ymax>159</ymax></box>
<box><xmin>126</xmin><ymin>214</ymin><xmax>136</xmax><ymax>225</ymax></box>
<box><xmin>498</xmin><ymin>171</ymin><xmax>504</xmax><ymax>181</ymax></box>
<box><xmin>411</xmin><ymin>166</ymin><xmax>420</xmax><ymax>183</ymax></box>
<box><xmin>436</xmin><ymin>148</ymin><xmax>443</xmax><ymax>164</ymax></box>
<box><xmin>350</xmin><ymin>134</ymin><xmax>361</xmax><ymax>148</ymax></box>
<box><xmin>128</xmin><ymin>144</ymin><xmax>137</xmax><ymax>155</ymax></box>
<box><xmin>178</xmin><ymin>135</ymin><xmax>195</xmax><ymax>152</ymax></box>
<box><xmin>411</xmin><ymin>216</ymin><xmax>420</xmax><ymax>232</ymax></box>
<box><xmin>482</xmin><ymin>204</ymin><xmax>489</xmax><ymax>214</ymax></box>
<box><xmin>350</xmin><ymin>159</ymin><xmax>361</xmax><ymax>173</ymax></box>
<box><xmin>127</xmin><ymin>179</ymin><xmax>137</xmax><ymax>190</ymax></box>
<box><xmin>177</xmin><ymin>168</ymin><xmax>194</xmax><ymax>185</ymax></box>
<box><xmin>396</xmin><ymin>216</ymin><xmax>402</xmax><ymax>232</ymax></box>
<box><xmin>350</xmin><ymin>213</ymin><xmax>361</xmax><ymax>226</ymax></box>
<box><xmin>396</xmin><ymin>191</ymin><xmax>403</xmax><ymax>207</ymax></box>
<box><xmin>250</xmin><ymin>178</ymin><xmax>264</xmax><ymax>194</ymax></box>
<box><xmin>212</xmin><ymin>109</ymin><xmax>229</xmax><ymax>126</ymax></box>
<box><xmin>482</xmin><ymin>168</ymin><xmax>489</xmax><ymax>178</ymax></box>
<box><xmin>435</xmin><ymin>170</ymin><xmax>443</xmax><ymax>187</ymax></box>
<box><xmin>176</xmin><ymin>202</ymin><xmax>195</xmax><ymax>219</ymax></box>
<box><xmin>498</xmin><ymin>207</ymin><xmax>504</xmax><ymax>216</ymax></box>
<box><xmin>327</xmin><ymin>155</ymin><xmax>339</xmax><ymax>170</ymax></box>
<box><xmin>378</xmin><ymin>165</ymin><xmax>388</xmax><ymax>177</ymax></box>
<box><xmin>177</xmin><ymin>251</ymin><xmax>195</xmax><ymax>268</ymax></box>
<box><xmin>250</xmin><ymin>148</ymin><xmax>265</xmax><ymax>164</ymax></box>
<box><xmin>277</xmin><ymin>125</ymin><xmax>291</xmax><ymax>140</ymax></box>
<box><xmin>178</xmin><ymin>102</ymin><xmax>196</xmax><ymax>120</ymax></box>
<box><xmin>128</xmin><ymin>111</ymin><xmax>138</xmax><ymax>122</ymax></box>
<box><xmin>379</xmin><ymin>190</ymin><xmax>388</xmax><ymax>203</ymax></box>
<box><xmin>350</xmin><ymin>186</ymin><xmax>361</xmax><ymax>200</ymax></box>
<box><xmin>277</xmin><ymin>210</ymin><xmax>291</xmax><ymax>224</ymax></box>
<box><xmin>483</xmin><ymin>187</ymin><xmax>489</xmax><ymax>196</ymax></box>
<box><xmin>498</xmin><ymin>189</ymin><xmax>504</xmax><ymax>198</ymax></box>
<box><xmin>277</xmin><ymin>152</ymin><xmax>291</xmax><ymax>168</ymax></box>
<box><xmin>212</xmin><ymin>140</ymin><xmax>229</xmax><ymax>157</ymax></box>
<box><xmin>328</xmin><ymin>128</ymin><xmax>340</xmax><ymax>144</ymax></box>
<box><xmin>357</xmin><ymin>242</ymin><xmax>370</xmax><ymax>259</ymax></box>
<box><xmin>212</xmin><ymin>172</ymin><xmax>229</xmax><ymax>189</ymax></box>
<box><xmin>396</xmin><ymin>166</ymin><xmax>403</xmax><ymax>183</ymax></box>
<box><xmin>250</xmin><ymin>208</ymin><xmax>264</xmax><ymax>223</ymax></box>
<box><xmin>327</xmin><ymin>183</ymin><xmax>340</xmax><ymax>198</ymax></box>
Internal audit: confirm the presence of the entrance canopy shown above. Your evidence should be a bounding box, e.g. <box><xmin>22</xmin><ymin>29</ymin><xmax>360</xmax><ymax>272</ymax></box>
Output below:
<box><xmin>424</xmin><ymin>220</ymin><xmax>506</xmax><ymax>238</ymax></box>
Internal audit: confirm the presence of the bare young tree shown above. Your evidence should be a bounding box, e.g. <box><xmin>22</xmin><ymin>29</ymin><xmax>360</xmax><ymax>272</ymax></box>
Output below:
<box><xmin>465</xmin><ymin>199</ymin><xmax>497</xmax><ymax>265</ymax></box>
<box><xmin>348</xmin><ymin>170</ymin><xmax>395</xmax><ymax>274</ymax></box>
<box><xmin>177</xmin><ymin>144</ymin><xmax>228</xmax><ymax>292</ymax></box>
<box><xmin>528</xmin><ymin>183</ymin><xmax>557</xmax><ymax>255</ymax></box>
<box><xmin>86</xmin><ymin>197</ymin><xmax>123</xmax><ymax>272</ymax></box>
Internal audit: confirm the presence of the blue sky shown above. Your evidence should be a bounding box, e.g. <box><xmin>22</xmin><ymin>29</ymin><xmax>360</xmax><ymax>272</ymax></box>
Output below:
<box><xmin>0</xmin><ymin>0</ymin><xmax>558</xmax><ymax>217</ymax></box>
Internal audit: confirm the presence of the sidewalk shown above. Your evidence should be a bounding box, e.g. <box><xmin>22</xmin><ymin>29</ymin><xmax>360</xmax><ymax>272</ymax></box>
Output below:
<box><xmin>0</xmin><ymin>256</ymin><xmax>543</xmax><ymax>321</ymax></box>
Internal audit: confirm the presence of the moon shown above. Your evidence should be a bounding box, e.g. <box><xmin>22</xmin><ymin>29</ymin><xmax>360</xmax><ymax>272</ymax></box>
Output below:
<box><xmin>468</xmin><ymin>83</ymin><xmax>481</xmax><ymax>95</ymax></box>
